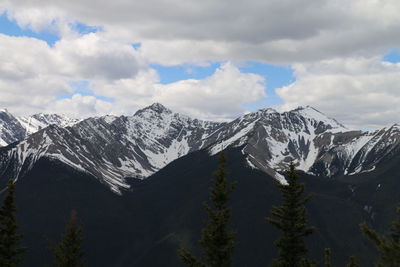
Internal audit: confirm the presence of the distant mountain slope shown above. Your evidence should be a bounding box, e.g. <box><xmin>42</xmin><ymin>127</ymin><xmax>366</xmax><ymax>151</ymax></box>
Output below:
<box><xmin>1</xmin><ymin>103</ymin><xmax>400</xmax><ymax>193</ymax></box>
<box><xmin>0</xmin><ymin>109</ymin><xmax>26</xmax><ymax>146</ymax></box>
<box><xmin>208</xmin><ymin>106</ymin><xmax>348</xmax><ymax>182</ymax></box>
<box><xmin>0</xmin><ymin>108</ymin><xmax>80</xmax><ymax>146</ymax></box>
<box><xmin>0</xmin><ymin>104</ymin><xmax>223</xmax><ymax>193</ymax></box>
<box><xmin>17</xmin><ymin>113</ymin><xmax>80</xmax><ymax>135</ymax></box>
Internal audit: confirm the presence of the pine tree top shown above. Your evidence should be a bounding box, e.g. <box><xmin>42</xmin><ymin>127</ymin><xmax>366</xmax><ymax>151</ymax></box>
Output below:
<box><xmin>180</xmin><ymin>152</ymin><xmax>236</xmax><ymax>267</ymax></box>
<box><xmin>267</xmin><ymin>162</ymin><xmax>315</xmax><ymax>266</ymax></box>
<box><xmin>0</xmin><ymin>179</ymin><xmax>25</xmax><ymax>267</ymax></box>
<box><xmin>53</xmin><ymin>209</ymin><xmax>85</xmax><ymax>267</ymax></box>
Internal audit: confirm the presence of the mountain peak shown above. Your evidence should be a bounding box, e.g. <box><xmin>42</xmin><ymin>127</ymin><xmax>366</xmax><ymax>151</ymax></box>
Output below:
<box><xmin>292</xmin><ymin>105</ymin><xmax>320</xmax><ymax>113</ymax></box>
<box><xmin>257</xmin><ymin>107</ymin><xmax>278</xmax><ymax>114</ymax></box>
<box><xmin>290</xmin><ymin>106</ymin><xmax>347</xmax><ymax>130</ymax></box>
<box><xmin>135</xmin><ymin>103</ymin><xmax>172</xmax><ymax>116</ymax></box>
<box><xmin>291</xmin><ymin>105</ymin><xmax>326</xmax><ymax>119</ymax></box>
<box><xmin>148</xmin><ymin>103</ymin><xmax>170</xmax><ymax>113</ymax></box>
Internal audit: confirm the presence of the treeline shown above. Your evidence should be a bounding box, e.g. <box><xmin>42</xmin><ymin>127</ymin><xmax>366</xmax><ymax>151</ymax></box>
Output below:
<box><xmin>1</xmin><ymin>153</ymin><xmax>399</xmax><ymax>266</ymax></box>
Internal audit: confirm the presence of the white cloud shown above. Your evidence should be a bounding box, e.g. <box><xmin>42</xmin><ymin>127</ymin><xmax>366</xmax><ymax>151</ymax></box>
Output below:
<box><xmin>89</xmin><ymin>62</ymin><xmax>266</xmax><ymax>120</ymax></box>
<box><xmin>276</xmin><ymin>57</ymin><xmax>400</xmax><ymax>129</ymax></box>
<box><xmin>2</xmin><ymin>0</ymin><xmax>400</xmax><ymax>127</ymax></box>
<box><xmin>0</xmin><ymin>32</ymin><xmax>145</xmax><ymax>116</ymax></box>
<box><xmin>5</xmin><ymin>7</ymin><xmax>63</xmax><ymax>32</ymax></box>
<box><xmin>53</xmin><ymin>33</ymin><xmax>145</xmax><ymax>80</ymax></box>
<box><xmin>153</xmin><ymin>62</ymin><xmax>265</xmax><ymax>120</ymax></box>
<box><xmin>0</xmin><ymin>32</ymin><xmax>265</xmax><ymax>119</ymax></box>
<box><xmin>0</xmin><ymin>32</ymin><xmax>144</xmax><ymax>81</ymax></box>
<box><xmin>48</xmin><ymin>94</ymin><xmax>114</xmax><ymax>117</ymax></box>
<box><xmin>3</xmin><ymin>0</ymin><xmax>400</xmax><ymax>64</ymax></box>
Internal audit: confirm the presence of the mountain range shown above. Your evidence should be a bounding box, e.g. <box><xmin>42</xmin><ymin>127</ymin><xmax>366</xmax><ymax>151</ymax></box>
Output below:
<box><xmin>0</xmin><ymin>103</ymin><xmax>399</xmax><ymax>266</ymax></box>
<box><xmin>1</xmin><ymin>103</ymin><xmax>399</xmax><ymax>193</ymax></box>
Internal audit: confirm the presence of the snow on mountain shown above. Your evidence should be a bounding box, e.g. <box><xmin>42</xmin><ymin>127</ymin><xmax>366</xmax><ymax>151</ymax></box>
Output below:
<box><xmin>208</xmin><ymin>106</ymin><xmax>399</xmax><ymax>182</ymax></box>
<box><xmin>0</xmin><ymin>103</ymin><xmax>399</xmax><ymax>193</ymax></box>
<box><xmin>0</xmin><ymin>109</ymin><xmax>26</xmax><ymax>147</ymax></box>
<box><xmin>291</xmin><ymin>106</ymin><xmax>347</xmax><ymax>133</ymax></box>
<box><xmin>0</xmin><ymin>110</ymin><xmax>81</xmax><ymax>147</ymax></box>
<box><xmin>209</xmin><ymin>106</ymin><xmax>349</xmax><ymax>180</ymax></box>
<box><xmin>17</xmin><ymin>113</ymin><xmax>81</xmax><ymax>135</ymax></box>
<box><xmin>0</xmin><ymin>103</ymin><xmax>223</xmax><ymax>193</ymax></box>
<box><xmin>311</xmin><ymin>124</ymin><xmax>400</xmax><ymax>177</ymax></box>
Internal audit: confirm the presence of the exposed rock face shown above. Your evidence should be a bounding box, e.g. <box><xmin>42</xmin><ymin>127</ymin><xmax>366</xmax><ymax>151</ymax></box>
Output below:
<box><xmin>0</xmin><ymin>104</ymin><xmax>223</xmax><ymax>193</ymax></box>
<box><xmin>310</xmin><ymin>125</ymin><xmax>400</xmax><ymax>177</ymax></box>
<box><xmin>0</xmin><ymin>103</ymin><xmax>399</xmax><ymax>193</ymax></box>
<box><xmin>17</xmin><ymin>113</ymin><xmax>80</xmax><ymax>135</ymax></box>
<box><xmin>0</xmin><ymin>109</ymin><xmax>80</xmax><ymax>146</ymax></box>
<box><xmin>0</xmin><ymin>109</ymin><xmax>26</xmax><ymax>146</ymax></box>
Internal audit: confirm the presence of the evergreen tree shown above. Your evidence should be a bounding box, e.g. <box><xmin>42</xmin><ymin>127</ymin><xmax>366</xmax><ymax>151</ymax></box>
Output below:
<box><xmin>267</xmin><ymin>162</ymin><xmax>315</xmax><ymax>267</ymax></box>
<box><xmin>346</xmin><ymin>256</ymin><xmax>359</xmax><ymax>267</ymax></box>
<box><xmin>360</xmin><ymin>205</ymin><xmax>400</xmax><ymax>267</ymax></box>
<box><xmin>324</xmin><ymin>248</ymin><xmax>332</xmax><ymax>267</ymax></box>
<box><xmin>179</xmin><ymin>152</ymin><xmax>236</xmax><ymax>267</ymax></box>
<box><xmin>0</xmin><ymin>179</ymin><xmax>25</xmax><ymax>267</ymax></box>
<box><xmin>53</xmin><ymin>210</ymin><xmax>85</xmax><ymax>267</ymax></box>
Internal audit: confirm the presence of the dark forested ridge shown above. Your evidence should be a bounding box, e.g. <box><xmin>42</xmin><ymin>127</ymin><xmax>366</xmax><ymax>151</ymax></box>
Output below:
<box><xmin>1</xmin><ymin>146</ymin><xmax>400</xmax><ymax>266</ymax></box>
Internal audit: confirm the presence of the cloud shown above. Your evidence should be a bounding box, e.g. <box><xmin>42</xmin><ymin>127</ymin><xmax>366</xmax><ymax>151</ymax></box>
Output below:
<box><xmin>2</xmin><ymin>0</ymin><xmax>400</xmax><ymax>126</ymax></box>
<box><xmin>154</xmin><ymin>62</ymin><xmax>265</xmax><ymax>120</ymax></box>
<box><xmin>53</xmin><ymin>33</ymin><xmax>145</xmax><ymax>80</ymax></box>
<box><xmin>0</xmin><ymin>33</ymin><xmax>265</xmax><ymax>119</ymax></box>
<box><xmin>0</xmin><ymin>32</ymin><xmax>144</xmax><ymax>81</ymax></box>
<box><xmin>276</xmin><ymin>57</ymin><xmax>400</xmax><ymax>129</ymax></box>
<box><xmin>0</xmin><ymin>32</ymin><xmax>145</xmax><ymax>116</ymax></box>
<box><xmin>48</xmin><ymin>94</ymin><xmax>114</xmax><ymax>117</ymax></box>
<box><xmin>88</xmin><ymin>62</ymin><xmax>266</xmax><ymax>120</ymax></box>
<box><xmin>5</xmin><ymin>6</ymin><xmax>63</xmax><ymax>33</ymax></box>
<box><xmin>3</xmin><ymin>0</ymin><xmax>400</xmax><ymax>64</ymax></box>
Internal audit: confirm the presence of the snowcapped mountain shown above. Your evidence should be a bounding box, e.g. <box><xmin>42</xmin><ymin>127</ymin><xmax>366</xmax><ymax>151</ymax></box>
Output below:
<box><xmin>0</xmin><ymin>109</ymin><xmax>27</xmax><ymax>146</ymax></box>
<box><xmin>0</xmin><ymin>109</ymin><xmax>80</xmax><ymax>146</ymax></box>
<box><xmin>0</xmin><ymin>103</ymin><xmax>399</xmax><ymax>193</ymax></box>
<box><xmin>0</xmin><ymin>103</ymin><xmax>223</xmax><ymax>193</ymax></box>
<box><xmin>209</xmin><ymin>106</ymin><xmax>348</xmax><ymax>182</ymax></box>
<box><xmin>209</xmin><ymin>106</ymin><xmax>399</xmax><ymax>181</ymax></box>
<box><xmin>17</xmin><ymin>113</ymin><xmax>81</xmax><ymax>135</ymax></box>
<box><xmin>310</xmin><ymin>124</ymin><xmax>400</xmax><ymax>177</ymax></box>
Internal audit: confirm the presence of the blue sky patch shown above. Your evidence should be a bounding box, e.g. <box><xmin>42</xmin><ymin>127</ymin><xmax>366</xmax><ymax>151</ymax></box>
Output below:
<box><xmin>132</xmin><ymin>43</ymin><xmax>141</xmax><ymax>50</ymax></box>
<box><xmin>383</xmin><ymin>51</ymin><xmax>400</xmax><ymax>63</ymax></box>
<box><xmin>240</xmin><ymin>62</ymin><xmax>294</xmax><ymax>109</ymax></box>
<box><xmin>0</xmin><ymin>14</ymin><xmax>102</xmax><ymax>46</ymax></box>
<box><xmin>71</xmin><ymin>22</ymin><xmax>102</xmax><ymax>35</ymax></box>
<box><xmin>239</xmin><ymin>62</ymin><xmax>295</xmax><ymax>90</ymax></box>
<box><xmin>0</xmin><ymin>13</ymin><xmax>59</xmax><ymax>46</ymax></box>
<box><xmin>151</xmin><ymin>62</ymin><xmax>220</xmax><ymax>84</ymax></box>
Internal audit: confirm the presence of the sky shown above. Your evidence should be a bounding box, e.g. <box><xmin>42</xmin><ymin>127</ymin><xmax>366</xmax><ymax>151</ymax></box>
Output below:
<box><xmin>0</xmin><ymin>1</ymin><xmax>400</xmax><ymax>129</ymax></box>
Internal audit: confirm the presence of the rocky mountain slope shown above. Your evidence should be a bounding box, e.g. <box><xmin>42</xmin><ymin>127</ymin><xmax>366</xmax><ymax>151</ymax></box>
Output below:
<box><xmin>208</xmin><ymin>106</ymin><xmax>400</xmax><ymax>182</ymax></box>
<box><xmin>17</xmin><ymin>113</ymin><xmax>80</xmax><ymax>135</ymax></box>
<box><xmin>0</xmin><ymin>104</ymin><xmax>223</xmax><ymax>193</ymax></box>
<box><xmin>0</xmin><ymin>108</ymin><xmax>79</xmax><ymax>146</ymax></box>
<box><xmin>0</xmin><ymin>103</ymin><xmax>399</xmax><ymax>193</ymax></box>
<box><xmin>0</xmin><ymin>108</ymin><xmax>27</xmax><ymax>146</ymax></box>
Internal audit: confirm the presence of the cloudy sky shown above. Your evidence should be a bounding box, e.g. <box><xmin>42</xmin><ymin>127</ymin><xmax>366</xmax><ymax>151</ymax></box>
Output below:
<box><xmin>0</xmin><ymin>0</ymin><xmax>400</xmax><ymax>128</ymax></box>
